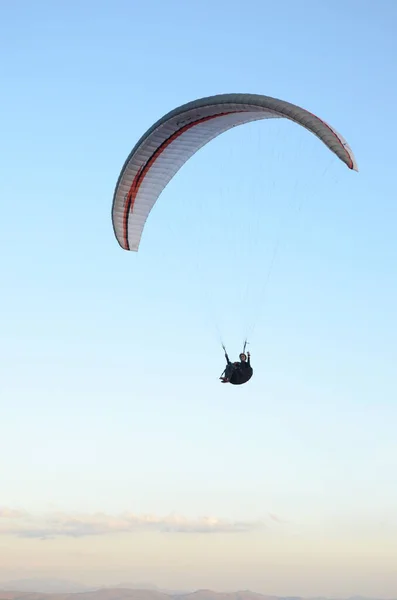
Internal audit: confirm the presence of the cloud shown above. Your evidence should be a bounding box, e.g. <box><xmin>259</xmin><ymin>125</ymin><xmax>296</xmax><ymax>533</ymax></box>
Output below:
<box><xmin>0</xmin><ymin>508</ymin><xmax>266</xmax><ymax>539</ymax></box>
<box><xmin>0</xmin><ymin>507</ymin><xmax>27</xmax><ymax>519</ymax></box>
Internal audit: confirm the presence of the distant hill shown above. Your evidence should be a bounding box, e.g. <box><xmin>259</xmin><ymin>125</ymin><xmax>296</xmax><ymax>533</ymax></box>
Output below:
<box><xmin>0</xmin><ymin>591</ymin><xmax>274</xmax><ymax>600</ymax></box>
<box><xmin>0</xmin><ymin>584</ymin><xmax>395</xmax><ymax>600</ymax></box>
<box><xmin>112</xmin><ymin>586</ymin><xmax>190</xmax><ymax>596</ymax></box>
<box><xmin>0</xmin><ymin>580</ymin><xmax>95</xmax><ymax>594</ymax></box>
<box><xmin>175</xmin><ymin>591</ymin><xmax>278</xmax><ymax>600</ymax></box>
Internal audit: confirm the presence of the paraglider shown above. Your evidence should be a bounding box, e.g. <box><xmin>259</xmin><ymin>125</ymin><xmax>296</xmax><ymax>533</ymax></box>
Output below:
<box><xmin>220</xmin><ymin>346</ymin><xmax>253</xmax><ymax>385</ymax></box>
<box><xmin>111</xmin><ymin>92</ymin><xmax>358</xmax><ymax>386</ymax></box>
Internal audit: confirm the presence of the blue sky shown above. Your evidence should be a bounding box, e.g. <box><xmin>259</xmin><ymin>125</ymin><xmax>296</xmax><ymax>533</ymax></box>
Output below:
<box><xmin>1</xmin><ymin>0</ymin><xmax>397</xmax><ymax>596</ymax></box>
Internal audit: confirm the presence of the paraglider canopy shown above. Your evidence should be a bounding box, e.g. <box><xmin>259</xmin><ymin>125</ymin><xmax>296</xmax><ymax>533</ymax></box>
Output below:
<box><xmin>111</xmin><ymin>92</ymin><xmax>358</xmax><ymax>252</ymax></box>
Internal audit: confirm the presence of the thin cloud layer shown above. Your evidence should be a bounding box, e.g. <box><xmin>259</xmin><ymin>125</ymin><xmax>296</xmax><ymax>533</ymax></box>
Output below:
<box><xmin>0</xmin><ymin>507</ymin><xmax>267</xmax><ymax>539</ymax></box>
<box><xmin>0</xmin><ymin>507</ymin><xmax>27</xmax><ymax>519</ymax></box>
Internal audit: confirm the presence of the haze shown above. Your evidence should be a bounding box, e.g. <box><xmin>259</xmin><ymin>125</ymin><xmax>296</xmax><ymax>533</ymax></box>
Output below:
<box><xmin>1</xmin><ymin>0</ymin><xmax>396</xmax><ymax>598</ymax></box>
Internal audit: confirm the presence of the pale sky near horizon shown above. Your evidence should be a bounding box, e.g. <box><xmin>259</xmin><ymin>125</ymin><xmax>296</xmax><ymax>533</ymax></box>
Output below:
<box><xmin>1</xmin><ymin>0</ymin><xmax>397</xmax><ymax>597</ymax></box>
